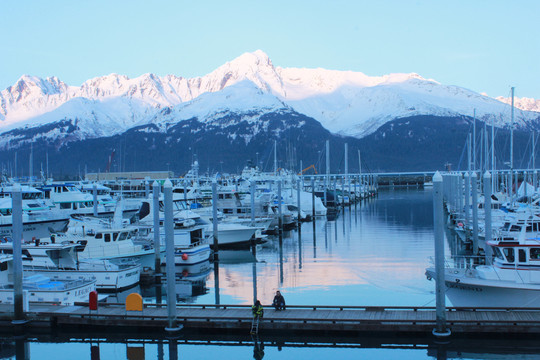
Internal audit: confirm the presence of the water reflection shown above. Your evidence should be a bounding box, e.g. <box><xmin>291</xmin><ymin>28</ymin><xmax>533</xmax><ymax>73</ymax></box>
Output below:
<box><xmin>97</xmin><ymin>189</ymin><xmax>438</xmax><ymax>308</ymax></box>
<box><xmin>4</xmin><ymin>333</ymin><xmax>540</xmax><ymax>360</ymax></box>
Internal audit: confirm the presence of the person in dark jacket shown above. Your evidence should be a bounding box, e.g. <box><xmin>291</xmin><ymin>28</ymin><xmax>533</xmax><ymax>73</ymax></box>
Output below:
<box><xmin>272</xmin><ymin>291</ymin><xmax>286</xmax><ymax>310</ymax></box>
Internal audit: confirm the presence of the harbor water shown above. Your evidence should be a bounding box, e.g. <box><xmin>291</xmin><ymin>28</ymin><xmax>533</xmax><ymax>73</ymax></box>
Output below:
<box><xmin>2</xmin><ymin>188</ymin><xmax>540</xmax><ymax>359</ymax></box>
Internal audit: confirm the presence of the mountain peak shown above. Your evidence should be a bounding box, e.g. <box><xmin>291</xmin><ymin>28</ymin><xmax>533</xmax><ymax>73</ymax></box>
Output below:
<box><xmin>230</xmin><ymin>50</ymin><xmax>273</xmax><ymax>69</ymax></box>
<box><xmin>7</xmin><ymin>74</ymin><xmax>67</xmax><ymax>98</ymax></box>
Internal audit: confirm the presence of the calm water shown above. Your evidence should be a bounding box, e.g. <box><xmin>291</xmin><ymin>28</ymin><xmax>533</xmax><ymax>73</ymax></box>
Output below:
<box><xmin>3</xmin><ymin>188</ymin><xmax>540</xmax><ymax>359</ymax></box>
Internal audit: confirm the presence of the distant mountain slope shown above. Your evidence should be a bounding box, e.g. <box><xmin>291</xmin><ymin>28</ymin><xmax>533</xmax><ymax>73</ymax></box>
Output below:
<box><xmin>1</xmin><ymin>50</ymin><xmax>539</xmax><ymax>143</ymax></box>
<box><xmin>1</xmin><ymin>50</ymin><xmax>539</xmax><ymax>176</ymax></box>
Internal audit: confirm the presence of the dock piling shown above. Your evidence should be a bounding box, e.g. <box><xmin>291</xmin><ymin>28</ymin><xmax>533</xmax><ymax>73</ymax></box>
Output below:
<box><xmin>152</xmin><ymin>181</ymin><xmax>161</xmax><ymax>275</ymax></box>
<box><xmin>11</xmin><ymin>183</ymin><xmax>26</xmax><ymax>324</ymax></box>
<box><xmin>212</xmin><ymin>181</ymin><xmax>219</xmax><ymax>261</ymax></box>
<box><xmin>163</xmin><ymin>179</ymin><xmax>180</xmax><ymax>332</ymax></box>
<box><xmin>432</xmin><ymin>172</ymin><xmax>451</xmax><ymax>338</ymax></box>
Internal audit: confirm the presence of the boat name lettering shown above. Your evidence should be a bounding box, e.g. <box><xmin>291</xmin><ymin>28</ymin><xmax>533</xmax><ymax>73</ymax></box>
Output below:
<box><xmin>447</xmin><ymin>283</ymin><xmax>483</xmax><ymax>292</ymax></box>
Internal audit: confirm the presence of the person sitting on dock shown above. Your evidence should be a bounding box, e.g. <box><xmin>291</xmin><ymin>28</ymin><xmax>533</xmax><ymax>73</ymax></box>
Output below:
<box><xmin>272</xmin><ymin>291</ymin><xmax>286</xmax><ymax>311</ymax></box>
<box><xmin>252</xmin><ymin>300</ymin><xmax>264</xmax><ymax>319</ymax></box>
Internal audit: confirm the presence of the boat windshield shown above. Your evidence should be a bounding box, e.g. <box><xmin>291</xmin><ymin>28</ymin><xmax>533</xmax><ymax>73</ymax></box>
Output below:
<box><xmin>493</xmin><ymin>247</ymin><xmax>504</xmax><ymax>261</ymax></box>
<box><xmin>503</xmin><ymin>248</ymin><xmax>515</xmax><ymax>263</ymax></box>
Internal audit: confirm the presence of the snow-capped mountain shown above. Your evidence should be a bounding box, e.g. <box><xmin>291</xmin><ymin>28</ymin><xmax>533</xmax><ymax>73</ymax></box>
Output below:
<box><xmin>496</xmin><ymin>96</ymin><xmax>540</xmax><ymax>113</ymax></box>
<box><xmin>1</xmin><ymin>50</ymin><xmax>539</xmax><ymax>144</ymax></box>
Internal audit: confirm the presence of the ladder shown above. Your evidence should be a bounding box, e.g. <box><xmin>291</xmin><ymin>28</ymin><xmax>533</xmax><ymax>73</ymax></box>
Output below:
<box><xmin>250</xmin><ymin>316</ymin><xmax>260</xmax><ymax>334</ymax></box>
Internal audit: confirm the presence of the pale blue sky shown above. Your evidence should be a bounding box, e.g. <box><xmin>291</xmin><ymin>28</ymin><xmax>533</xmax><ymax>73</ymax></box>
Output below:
<box><xmin>1</xmin><ymin>0</ymin><xmax>538</xmax><ymax>98</ymax></box>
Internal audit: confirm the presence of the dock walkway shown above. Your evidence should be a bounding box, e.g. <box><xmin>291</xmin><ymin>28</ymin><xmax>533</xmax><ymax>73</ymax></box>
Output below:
<box><xmin>3</xmin><ymin>304</ymin><xmax>540</xmax><ymax>336</ymax></box>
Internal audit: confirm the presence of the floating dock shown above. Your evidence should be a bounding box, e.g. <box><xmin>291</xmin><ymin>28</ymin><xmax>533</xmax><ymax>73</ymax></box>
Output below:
<box><xmin>3</xmin><ymin>304</ymin><xmax>540</xmax><ymax>336</ymax></box>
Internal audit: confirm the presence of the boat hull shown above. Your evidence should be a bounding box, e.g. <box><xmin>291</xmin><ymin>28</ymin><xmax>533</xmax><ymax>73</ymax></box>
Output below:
<box><xmin>26</xmin><ymin>264</ymin><xmax>141</xmax><ymax>292</ymax></box>
<box><xmin>162</xmin><ymin>243</ymin><xmax>211</xmax><ymax>265</ymax></box>
<box><xmin>0</xmin><ymin>218</ymin><xmax>70</xmax><ymax>240</ymax></box>
<box><xmin>0</xmin><ymin>279</ymin><xmax>96</xmax><ymax>305</ymax></box>
<box><xmin>427</xmin><ymin>267</ymin><xmax>540</xmax><ymax>308</ymax></box>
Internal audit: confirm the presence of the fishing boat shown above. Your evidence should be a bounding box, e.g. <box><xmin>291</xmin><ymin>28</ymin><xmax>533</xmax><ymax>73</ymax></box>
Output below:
<box><xmin>426</xmin><ymin>215</ymin><xmax>540</xmax><ymax>307</ymax></box>
<box><xmin>61</xmin><ymin>219</ymin><xmax>160</xmax><ymax>270</ymax></box>
<box><xmin>0</xmin><ymin>241</ymin><xmax>140</xmax><ymax>291</ymax></box>
<box><xmin>136</xmin><ymin>224</ymin><xmax>211</xmax><ymax>265</ymax></box>
<box><xmin>38</xmin><ymin>183</ymin><xmax>139</xmax><ymax>220</ymax></box>
<box><xmin>0</xmin><ymin>253</ymin><xmax>97</xmax><ymax>305</ymax></box>
<box><xmin>0</xmin><ymin>197</ymin><xmax>70</xmax><ymax>239</ymax></box>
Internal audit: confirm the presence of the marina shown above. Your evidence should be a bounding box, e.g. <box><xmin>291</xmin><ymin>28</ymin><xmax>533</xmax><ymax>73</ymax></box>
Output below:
<box><xmin>3</xmin><ymin>181</ymin><xmax>540</xmax><ymax>358</ymax></box>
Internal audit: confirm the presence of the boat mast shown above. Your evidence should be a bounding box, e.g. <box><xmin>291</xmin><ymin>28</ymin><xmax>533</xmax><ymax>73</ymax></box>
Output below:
<box><xmin>358</xmin><ymin>150</ymin><xmax>362</xmax><ymax>178</ymax></box>
<box><xmin>492</xmin><ymin>116</ymin><xmax>495</xmax><ymax>191</ymax></box>
<box><xmin>345</xmin><ymin>142</ymin><xmax>350</xmax><ymax>198</ymax></box>
<box><xmin>273</xmin><ymin>140</ymin><xmax>277</xmax><ymax>175</ymax></box>
<box><xmin>484</xmin><ymin>123</ymin><xmax>488</xmax><ymax>173</ymax></box>
<box><xmin>473</xmin><ymin>109</ymin><xmax>476</xmax><ymax>171</ymax></box>
<box><xmin>29</xmin><ymin>143</ymin><xmax>33</xmax><ymax>184</ymax></box>
<box><xmin>533</xmin><ymin>131</ymin><xmax>536</xmax><ymax>170</ymax></box>
<box><xmin>510</xmin><ymin>86</ymin><xmax>515</xmax><ymax>202</ymax></box>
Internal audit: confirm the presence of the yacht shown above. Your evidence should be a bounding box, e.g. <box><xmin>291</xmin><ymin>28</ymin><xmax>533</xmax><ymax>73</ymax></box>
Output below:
<box><xmin>136</xmin><ymin>224</ymin><xmax>211</xmax><ymax>266</ymax></box>
<box><xmin>0</xmin><ymin>197</ymin><xmax>69</xmax><ymax>239</ymax></box>
<box><xmin>0</xmin><ymin>241</ymin><xmax>140</xmax><ymax>291</ymax></box>
<box><xmin>0</xmin><ymin>253</ymin><xmax>97</xmax><ymax>305</ymax></box>
<box><xmin>39</xmin><ymin>183</ymin><xmax>139</xmax><ymax>220</ymax></box>
<box><xmin>426</xmin><ymin>215</ymin><xmax>540</xmax><ymax>307</ymax></box>
<box><xmin>62</xmin><ymin>219</ymin><xmax>160</xmax><ymax>270</ymax></box>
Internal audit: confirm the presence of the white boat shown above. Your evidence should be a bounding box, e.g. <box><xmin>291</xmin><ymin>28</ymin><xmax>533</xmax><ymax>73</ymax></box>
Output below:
<box><xmin>205</xmin><ymin>222</ymin><xmax>259</xmax><ymax>249</ymax></box>
<box><xmin>0</xmin><ymin>197</ymin><xmax>70</xmax><ymax>239</ymax></box>
<box><xmin>136</xmin><ymin>224</ymin><xmax>211</xmax><ymax>265</ymax></box>
<box><xmin>77</xmin><ymin>182</ymin><xmax>141</xmax><ymax>219</ymax></box>
<box><xmin>0</xmin><ymin>241</ymin><xmax>140</xmax><ymax>291</ymax></box>
<box><xmin>426</xmin><ymin>218</ymin><xmax>540</xmax><ymax>307</ymax></box>
<box><xmin>62</xmin><ymin>219</ymin><xmax>160</xmax><ymax>270</ymax></box>
<box><xmin>38</xmin><ymin>183</ymin><xmax>138</xmax><ymax>219</ymax></box>
<box><xmin>35</xmin><ymin>259</ymin><xmax>140</xmax><ymax>292</ymax></box>
<box><xmin>170</xmin><ymin>226</ymin><xmax>211</xmax><ymax>265</ymax></box>
<box><xmin>0</xmin><ymin>253</ymin><xmax>97</xmax><ymax>305</ymax></box>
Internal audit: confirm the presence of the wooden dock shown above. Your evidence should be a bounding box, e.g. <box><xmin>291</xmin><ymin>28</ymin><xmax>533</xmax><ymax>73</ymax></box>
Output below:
<box><xmin>3</xmin><ymin>303</ymin><xmax>540</xmax><ymax>337</ymax></box>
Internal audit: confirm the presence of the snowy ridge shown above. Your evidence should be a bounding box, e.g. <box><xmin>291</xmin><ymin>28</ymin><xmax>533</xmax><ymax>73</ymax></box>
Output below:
<box><xmin>496</xmin><ymin>96</ymin><xmax>540</xmax><ymax>113</ymax></box>
<box><xmin>1</xmin><ymin>50</ymin><xmax>539</xmax><ymax>141</ymax></box>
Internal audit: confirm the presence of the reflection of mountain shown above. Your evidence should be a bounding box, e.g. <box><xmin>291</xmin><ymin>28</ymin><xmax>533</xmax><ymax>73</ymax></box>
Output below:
<box><xmin>370</xmin><ymin>189</ymin><xmax>433</xmax><ymax>230</ymax></box>
<box><xmin>218</xmin><ymin>250</ymin><xmax>257</xmax><ymax>264</ymax></box>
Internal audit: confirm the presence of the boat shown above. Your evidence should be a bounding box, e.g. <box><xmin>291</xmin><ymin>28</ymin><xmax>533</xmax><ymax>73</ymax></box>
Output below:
<box><xmin>0</xmin><ymin>253</ymin><xmax>97</xmax><ymax>305</ymax></box>
<box><xmin>61</xmin><ymin>218</ymin><xmax>161</xmax><ymax>270</ymax></box>
<box><xmin>0</xmin><ymin>197</ymin><xmax>70</xmax><ymax>239</ymax></box>
<box><xmin>0</xmin><ymin>241</ymin><xmax>140</xmax><ymax>291</ymax></box>
<box><xmin>38</xmin><ymin>182</ymin><xmax>139</xmax><ymax>220</ymax></box>
<box><xmin>77</xmin><ymin>182</ymin><xmax>141</xmax><ymax>220</ymax></box>
<box><xmin>136</xmin><ymin>224</ymin><xmax>211</xmax><ymax>266</ymax></box>
<box><xmin>426</xmin><ymin>215</ymin><xmax>540</xmax><ymax>307</ymax></box>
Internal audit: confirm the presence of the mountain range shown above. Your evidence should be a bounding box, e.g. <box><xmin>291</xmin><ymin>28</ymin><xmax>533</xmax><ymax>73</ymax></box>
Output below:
<box><xmin>0</xmin><ymin>50</ymin><xmax>539</xmax><ymax>177</ymax></box>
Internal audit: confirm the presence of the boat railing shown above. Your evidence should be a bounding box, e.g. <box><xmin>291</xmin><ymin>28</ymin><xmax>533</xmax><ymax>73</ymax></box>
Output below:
<box><xmin>22</xmin><ymin>276</ymin><xmax>93</xmax><ymax>291</ymax></box>
<box><xmin>176</xmin><ymin>239</ymin><xmax>207</xmax><ymax>250</ymax></box>
<box><xmin>24</xmin><ymin>263</ymin><xmax>76</xmax><ymax>272</ymax></box>
<box><xmin>429</xmin><ymin>255</ymin><xmax>485</xmax><ymax>269</ymax></box>
<box><xmin>82</xmin><ymin>245</ymin><xmax>144</xmax><ymax>258</ymax></box>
